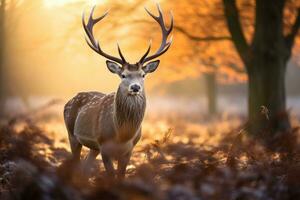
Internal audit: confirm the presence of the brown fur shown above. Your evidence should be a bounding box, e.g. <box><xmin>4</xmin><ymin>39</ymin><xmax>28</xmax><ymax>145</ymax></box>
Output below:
<box><xmin>114</xmin><ymin>88</ymin><xmax>146</xmax><ymax>142</ymax></box>
<box><xmin>63</xmin><ymin>87</ymin><xmax>146</xmax><ymax>177</ymax></box>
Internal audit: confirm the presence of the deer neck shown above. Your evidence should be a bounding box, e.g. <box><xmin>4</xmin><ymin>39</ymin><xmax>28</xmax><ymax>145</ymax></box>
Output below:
<box><xmin>113</xmin><ymin>87</ymin><xmax>146</xmax><ymax>142</ymax></box>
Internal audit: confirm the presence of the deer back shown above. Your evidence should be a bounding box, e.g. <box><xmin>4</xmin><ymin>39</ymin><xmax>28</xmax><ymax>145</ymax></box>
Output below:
<box><xmin>65</xmin><ymin>92</ymin><xmax>117</xmax><ymax>147</ymax></box>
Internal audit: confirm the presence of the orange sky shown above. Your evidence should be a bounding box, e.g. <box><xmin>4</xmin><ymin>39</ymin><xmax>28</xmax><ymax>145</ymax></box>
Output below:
<box><xmin>2</xmin><ymin>0</ymin><xmax>299</xmax><ymax>98</ymax></box>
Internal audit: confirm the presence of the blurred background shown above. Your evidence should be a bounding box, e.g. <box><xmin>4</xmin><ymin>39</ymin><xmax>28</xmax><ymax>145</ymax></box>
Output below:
<box><xmin>0</xmin><ymin>0</ymin><xmax>298</xmax><ymax>118</ymax></box>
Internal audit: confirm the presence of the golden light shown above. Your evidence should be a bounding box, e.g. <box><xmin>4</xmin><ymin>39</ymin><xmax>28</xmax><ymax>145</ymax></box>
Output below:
<box><xmin>2</xmin><ymin>0</ymin><xmax>273</xmax><ymax>101</ymax></box>
<box><xmin>43</xmin><ymin>0</ymin><xmax>106</xmax><ymax>8</ymax></box>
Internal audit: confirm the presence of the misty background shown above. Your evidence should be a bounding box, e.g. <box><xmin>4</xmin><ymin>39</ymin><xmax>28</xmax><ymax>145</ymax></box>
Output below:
<box><xmin>1</xmin><ymin>0</ymin><xmax>300</xmax><ymax>117</ymax></box>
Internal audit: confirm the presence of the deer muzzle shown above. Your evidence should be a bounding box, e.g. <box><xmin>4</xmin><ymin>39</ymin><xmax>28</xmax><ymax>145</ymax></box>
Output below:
<box><xmin>129</xmin><ymin>84</ymin><xmax>142</xmax><ymax>95</ymax></box>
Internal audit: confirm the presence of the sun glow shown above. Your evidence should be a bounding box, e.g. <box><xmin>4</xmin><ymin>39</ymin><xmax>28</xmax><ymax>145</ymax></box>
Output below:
<box><xmin>43</xmin><ymin>0</ymin><xmax>106</xmax><ymax>8</ymax></box>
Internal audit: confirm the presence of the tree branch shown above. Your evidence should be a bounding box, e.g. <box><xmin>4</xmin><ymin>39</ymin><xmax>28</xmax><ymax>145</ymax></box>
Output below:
<box><xmin>285</xmin><ymin>8</ymin><xmax>300</xmax><ymax>50</ymax></box>
<box><xmin>228</xmin><ymin>63</ymin><xmax>245</xmax><ymax>73</ymax></box>
<box><xmin>223</xmin><ymin>0</ymin><xmax>249</xmax><ymax>64</ymax></box>
<box><xmin>174</xmin><ymin>25</ymin><xmax>231</xmax><ymax>41</ymax></box>
<box><xmin>131</xmin><ymin>19</ymin><xmax>231</xmax><ymax>42</ymax></box>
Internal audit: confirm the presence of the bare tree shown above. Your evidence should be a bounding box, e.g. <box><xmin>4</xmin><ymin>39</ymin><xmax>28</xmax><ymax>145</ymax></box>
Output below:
<box><xmin>223</xmin><ymin>0</ymin><xmax>300</xmax><ymax>134</ymax></box>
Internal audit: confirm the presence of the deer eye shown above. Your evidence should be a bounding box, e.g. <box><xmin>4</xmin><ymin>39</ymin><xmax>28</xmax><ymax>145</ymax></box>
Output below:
<box><xmin>121</xmin><ymin>74</ymin><xmax>126</xmax><ymax>78</ymax></box>
<box><xmin>142</xmin><ymin>74</ymin><xmax>145</xmax><ymax>78</ymax></box>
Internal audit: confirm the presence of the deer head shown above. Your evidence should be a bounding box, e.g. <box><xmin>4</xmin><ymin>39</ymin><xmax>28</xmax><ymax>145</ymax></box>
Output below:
<box><xmin>82</xmin><ymin>4</ymin><xmax>173</xmax><ymax>96</ymax></box>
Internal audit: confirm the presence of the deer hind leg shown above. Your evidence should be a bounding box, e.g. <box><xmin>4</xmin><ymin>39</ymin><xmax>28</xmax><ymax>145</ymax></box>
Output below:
<box><xmin>117</xmin><ymin>151</ymin><xmax>132</xmax><ymax>179</ymax></box>
<box><xmin>68</xmin><ymin>133</ymin><xmax>82</xmax><ymax>162</ymax></box>
<box><xmin>82</xmin><ymin>149</ymin><xmax>99</xmax><ymax>176</ymax></box>
<box><xmin>101</xmin><ymin>153</ymin><xmax>115</xmax><ymax>178</ymax></box>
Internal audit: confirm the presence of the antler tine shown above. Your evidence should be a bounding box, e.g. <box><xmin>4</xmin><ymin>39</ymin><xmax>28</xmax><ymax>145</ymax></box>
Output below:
<box><xmin>168</xmin><ymin>12</ymin><xmax>174</xmax><ymax>34</ymax></box>
<box><xmin>149</xmin><ymin>35</ymin><xmax>173</xmax><ymax>59</ymax></box>
<box><xmin>88</xmin><ymin>6</ymin><xmax>108</xmax><ymax>31</ymax></box>
<box><xmin>82</xmin><ymin>6</ymin><xmax>107</xmax><ymax>47</ymax></box>
<box><xmin>140</xmin><ymin>3</ymin><xmax>173</xmax><ymax>63</ymax></box>
<box><xmin>144</xmin><ymin>7</ymin><xmax>158</xmax><ymax>21</ymax></box>
<box><xmin>82</xmin><ymin>6</ymin><xmax>126</xmax><ymax>64</ymax></box>
<box><xmin>156</xmin><ymin>3</ymin><xmax>164</xmax><ymax>22</ymax></box>
<box><xmin>117</xmin><ymin>43</ymin><xmax>126</xmax><ymax>63</ymax></box>
<box><xmin>138</xmin><ymin>40</ymin><xmax>152</xmax><ymax>64</ymax></box>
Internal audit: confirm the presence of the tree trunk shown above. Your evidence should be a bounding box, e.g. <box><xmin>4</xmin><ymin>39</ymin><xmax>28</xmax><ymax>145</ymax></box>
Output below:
<box><xmin>223</xmin><ymin>0</ymin><xmax>294</xmax><ymax>135</ymax></box>
<box><xmin>204</xmin><ymin>72</ymin><xmax>217</xmax><ymax>116</ymax></box>
<box><xmin>248</xmin><ymin>63</ymin><xmax>290</xmax><ymax>135</ymax></box>
<box><xmin>247</xmin><ymin>0</ymin><xmax>291</xmax><ymax>134</ymax></box>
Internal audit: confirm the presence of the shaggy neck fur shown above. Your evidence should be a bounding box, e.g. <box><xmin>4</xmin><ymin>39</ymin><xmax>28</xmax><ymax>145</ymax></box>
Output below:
<box><xmin>114</xmin><ymin>87</ymin><xmax>146</xmax><ymax>142</ymax></box>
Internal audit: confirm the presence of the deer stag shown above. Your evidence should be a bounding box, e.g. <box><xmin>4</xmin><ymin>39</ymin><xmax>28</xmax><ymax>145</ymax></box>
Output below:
<box><xmin>64</xmin><ymin>4</ymin><xmax>173</xmax><ymax>178</ymax></box>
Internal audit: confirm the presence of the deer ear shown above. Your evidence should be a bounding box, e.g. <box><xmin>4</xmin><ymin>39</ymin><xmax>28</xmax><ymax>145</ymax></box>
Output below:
<box><xmin>143</xmin><ymin>60</ymin><xmax>160</xmax><ymax>73</ymax></box>
<box><xmin>106</xmin><ymin>60</ymin><xmax>122</xmax><ymax>74</ymax></box>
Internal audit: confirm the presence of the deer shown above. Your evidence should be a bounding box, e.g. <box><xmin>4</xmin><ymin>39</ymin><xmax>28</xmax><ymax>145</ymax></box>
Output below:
<box><xmin>63</xmin><ymin>4</ymin><xmax>173</xmax><ymax>178</ymax></box>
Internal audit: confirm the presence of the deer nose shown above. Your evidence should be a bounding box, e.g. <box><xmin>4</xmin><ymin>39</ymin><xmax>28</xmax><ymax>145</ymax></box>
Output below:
<box><xmin>130</xmin><ymin>84</ymin><xmax>141</xmax><ymax>92</ymax></box>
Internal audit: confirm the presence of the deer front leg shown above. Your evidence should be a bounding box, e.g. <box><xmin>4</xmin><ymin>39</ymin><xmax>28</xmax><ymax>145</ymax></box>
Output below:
<box><xmin>117</xmin><ymin>151</ymin><xmax>132</xmax><ymax>179</ymax></box>
<box><xmin>101</xmin><ymin>153</ymin><xmax>115</xmax><ymax>178</ymax></box>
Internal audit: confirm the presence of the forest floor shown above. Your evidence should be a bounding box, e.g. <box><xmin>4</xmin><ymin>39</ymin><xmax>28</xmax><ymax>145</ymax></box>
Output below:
<box><xmin>0</xmin><ymin>101</ymin><xmax>300</xmax><ymax>200</ymax></box>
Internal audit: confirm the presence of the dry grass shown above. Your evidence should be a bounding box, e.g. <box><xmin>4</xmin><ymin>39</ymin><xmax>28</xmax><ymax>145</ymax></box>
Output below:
<box><xmin>0</xmin><ymin>102</ymin><xmax>300</xmax><ymax>200</ymax></box>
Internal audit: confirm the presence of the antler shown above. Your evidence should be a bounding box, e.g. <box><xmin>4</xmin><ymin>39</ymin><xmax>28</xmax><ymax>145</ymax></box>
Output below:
<box><xmin>139</xmin><ymin>3</ymin><xmax>173</xmax><ymax>64</ymax></box>
<box><xmin>82</xmin><ymin>6</ymin><xmax>127</xmax><ymax>64</ymax></box>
